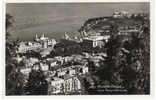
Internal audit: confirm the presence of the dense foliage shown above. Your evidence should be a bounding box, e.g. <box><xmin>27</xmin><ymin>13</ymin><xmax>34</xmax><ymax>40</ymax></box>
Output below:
<box><xmin>81</xmin><ymin>16</ymin><xmax>150</xmax><ymax>94</ymax></box>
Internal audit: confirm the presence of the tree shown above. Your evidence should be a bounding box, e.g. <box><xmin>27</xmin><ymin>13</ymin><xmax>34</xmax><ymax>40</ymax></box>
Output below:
<box><xmin>6</xmin><ymin>69</ymin><xmax>25</xmax><ymax>95</ymax></box>
<box><xmin>24</xmin><ymin>70</ymin><xmax>48</xmax><ymax>95</ymax></box>
<box><xmin>105</xmin><ymin>36</ymin><xmax>121</xmax><ymax>59</ymax></box>
<box><xmin>6</xmin><ymin>14</ymin><xmax>14</xmax><ymax>39</ymax></box>
<box><xmin>6</xmin><ymin>14</ymin><xmax>14</xmax><ymax>58</ymax></box>
<box><xmin>6</xmin><ymin>14</ymin><xmax>25</xmax><ymax>95</ymax></box>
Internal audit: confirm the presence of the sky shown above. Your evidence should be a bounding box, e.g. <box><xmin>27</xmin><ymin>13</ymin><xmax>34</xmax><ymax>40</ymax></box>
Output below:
<box><xmin>6</xmin><ymin>3</ymin><xmax>150</xmax><ymax>41</ymax></box>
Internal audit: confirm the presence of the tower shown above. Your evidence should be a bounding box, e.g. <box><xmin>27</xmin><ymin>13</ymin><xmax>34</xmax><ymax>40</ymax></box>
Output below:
<box><xmin>35</xmin><ymin>34</ymin><xmax>39</xmax><ymax>41</ymax></box>
<box><xmin>83</xmin><ymin>30</ymin><xmax>87</xmax><ymax>36</ymax></box>
<box><xmin>64</xmin><ymin>32</ymin><xmax>70</xmax><ymax>40</ymax></box>
<box><xmin>43</xmin><ymin>41</ymin><xmax>48</xmax><ymax>49</ymax></box>
<box><xmin>42</xmin><ymin>33</ymin><xmax>45</xmax><ymax>38</ymax></box>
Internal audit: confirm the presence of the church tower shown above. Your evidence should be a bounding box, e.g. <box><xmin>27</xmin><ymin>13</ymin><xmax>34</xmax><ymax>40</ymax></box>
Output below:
<box><xmin>35</xmin><ymin>34</ymin><xmax>39</xmax><ymax>41</ymax></box>
<box><xmin>64</xmin><ymin>32</ymin><xmax>70</xmax><ymax>40</ymax></box>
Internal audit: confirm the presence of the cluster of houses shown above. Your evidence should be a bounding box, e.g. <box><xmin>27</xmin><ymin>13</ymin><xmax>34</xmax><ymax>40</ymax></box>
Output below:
<box><xmin>17</xmin><ymin>33</ymin><xmax>57</xmax><ymax>53</ymax></box>
<box><xmin>18</xmin><ymin>51</ymin><xmax>90</xmax><ymax>94</ymax></box>
<box><xmin>16</xmin><ymin>43</ymin><xmax>107</xmax><ymax>94</ymax></box>
<box><xmin>16</xmin><ymin>27</ymin><xmax>141</xmax><ymax>94</ymax></box>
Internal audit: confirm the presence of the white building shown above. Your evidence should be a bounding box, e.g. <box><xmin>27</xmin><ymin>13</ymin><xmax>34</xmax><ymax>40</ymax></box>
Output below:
<box><xmin>49</xmin><ymin>77</ymin><xmax>64</xmax><ymax>94</ymax></box>
<box><xmin>35</xmin><ymin>33</ymin><xmax>48</xmax><ymax>41</ymax></box>
<box><xmin>83</xmin><ymin>35</ymin><xmax>110</xmax><ymax>48</ymax></box>
<box><xmin>48</xmin><ymin>75</ymin><xmax>81</xmax><ymax>94</ymax></box>
<box><xmin>24</xmin><ymin>57</ymin><xmax>39</xmax><ymax>67</ymax></box>
<box><xmin>74</xmin><ymin>65</ymin><xmax>89</xmax><ymax>75</ymax></box>
<box><xmin>20</xmin><ymin>67</ymin><xmax>31</xmax><ymax>76</ymax></box>
<box><xmin>12</xmin><ymin>55</ymin><xmax>23</xmax><ymax>63</ymax></box>
<box><xmin>63</xmin><ymin>75</ymin><xmax>81</xmax><ymax>93</ymax></box>
<box><xmin>113</xmin><ymin>11</ymin><xmax>129</xmax><ymax>18</ymax></box>
<box><xmin>17</xmin><ymin>34</ymin><xmax>57</xmax><ymax>53</ymax></box>
<box><xmin>118</xmin><ymin>26</ymin><xmax>139</xmax><ymax>35</ymax></box>
<box><xmin>32</xmin><ymin>63</ymin><xmax>40</xmax><ymax>71</ymax></box>
<box><xmin>40</xmin><ymin>62</ymin><xmax>49</xmax><ymax>71</ymax></box>
<box><xmin>55</xmin><ymin>65</ymin><xmax>88</xmax><ymax>77</ymax></box>
<box><xmin>113</xmin><ymin>11</ymin><xmax>122</xmax><ymax>18</ymax></box>
<box><xmin>18</xmin><ymin>41</ymin><xmax>42</xmax><ymax>53</ymax></box>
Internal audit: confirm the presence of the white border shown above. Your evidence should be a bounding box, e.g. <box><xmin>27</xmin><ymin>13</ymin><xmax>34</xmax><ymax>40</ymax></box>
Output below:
<box><xmin>5</xmin><ymin>0</ymin><xmax>151</xmax><ymax>3</ymax></box>
<box><xmin>1</xmin><ymin>0</ymin><xmax>155</xmax><ymax>100</ymax></box>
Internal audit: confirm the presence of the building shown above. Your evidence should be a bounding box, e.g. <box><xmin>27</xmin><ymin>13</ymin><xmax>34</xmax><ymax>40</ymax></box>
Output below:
<box><xmin>46</xmin><ymin>58</ymin><xmax>59</xmax><ymax>68</ymax></box>
<box><xmin>89</xmin><ymin>56</ymin><xmax>105</xmax><ymax>67</ymax></box>
<box><xmin>56</xmin><ymin>66</ymin><xmax>76</xmax><ymax>77</ymax></box>
<box><xmin>100</xmin><ymin>25</ymin><xmax>111</xmax><ymax>35</ymax></box>
<box><xmin>40</xmin><ymin>48</ymin><xmax>53</xmax><ymax>57</ymax></box>
<box><xmin>17</xmin><ymin>41</ymin><xmax>42</xmax><ymax>53</ymax></box>
<box><xmin>35</xmin><ymin>33</ymin><xmax>57</xmax><ymax>48</ymax></box>
<box><xmin>24</xmin><ymin>57</ymin><xmax>39</xmax><ymax>67</ymax></box>
<box><xmin>112</xmin><ymin>11</ymin><xmax>129</xmax><ymax>18</ymax></box>
<box><xmin>82</xmin><ymin>35</ymin><xmax>110</xmax><ymax>48</ymax></box>
<box><xmin>48</xmin><ymin>77</ymin><xmax>64</xmax><ymax>94</ymax></box>
<box><xmin>48</xmin><ymin>39</ymin><xmax>57</xmax><ymax>48</ymax></box>
<box><xmin>118</xmin><ymin>26</ymin><xmax>139</xmax><ymax>36</ymax></box>
<box><xmin>35</xmin><ymin>33</ymin><xmax>57</xmax><ymax>49</ymax></box>
<box><xmin>32</xmin><ymin>63</ymin><xmax>40</xmax><ymax>71</ymax></box>
<box><xmin>63</xmin><ymin>75</ymin><xmax>81</xmax><ymax>94</ymax></box>
<box><xmin>48</xmin><ymin>75</ymin><xmax>81</xmax><ymax>94</ymax></box>
<box><xmin>75</xmin><ymin>65</ymin><xmax>89</xmax><ymax>75</ymax></box>
<box><xmin>47</xmin><ymin>61</ymin><xmax>88</xmax><ymax>79</ymax></box>
<box><xmin>12</xmin><ymin>54</ymin><xmax>23</xmax><ymax>63</ymax></box>
<box><xmin>40</xmin><ymin>62</ymin><xmax>49</xmax><ymax>71</ymax></box>
<box><xmin>113</xmin><ymin>11</ymin><xmax>122</xmax><ymax>18</ymax></box>
<box><xmin>20</xmin><ymin>67</ymin><xmax>32</xmax><ymax>77</ymax></box>
<box><xmin>56</xmin><ymin>64</ymin><xmax>88</xmax><ymax>77</ymax></box>
<box><xmin>17</xmin><ymin>34</ymin><xmax>57</xmax><ymax>53</ymax></box>
<box><xmin>35</xmin><ymin>33</ymin><xmax>48</xmax><ymax>41</ymax></box>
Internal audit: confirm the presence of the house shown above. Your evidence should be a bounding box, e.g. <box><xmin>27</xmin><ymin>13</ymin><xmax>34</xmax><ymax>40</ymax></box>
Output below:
<box><xmin>74</xmin><ymin>65</ymin><xmax>89</xmax><ymax>75</ymax></box>
<box><xmin>18</xmin><ymin>34</ymin><xmax>57</xmax><ymax>53</ymax></box>
<box><xmin>48</xmin><ymin>77</ymin><xmax>64</xmax><ymax>94</ymax></box>
<box><xmin>112</xmin><ymin>11</ymin><xmax>129</xmax><ymax>18</ymax></box>
<box><xmin>63</xmin><ymin>75</ymin><xmax>81</xmax><ymax>94</ymax></box>
<box><xmin>56</xmin><ymin>67</ymin><xmax>76</xmax><ymax>77</ymax></box>
<box><xmin>40</xmin><ymin>62</ymin><xmax>49</xmax><ymax>71</ymax></box>
<box><xmin>118</xmin><ymin>26</ymin><xmax>139</xmax><ymax>36</ymax></box>
<box><xmin>46</xmin><ymin>58</ymin><xmax>59</xmax><ymax>67</ymax></box>
<box><xmin>35</xmin><ymin>33</ymin><xmax>49</xmax><ymax>41</ymax></box>
<box><xmin>17</xmin><ymin>41</ymin><xmax>42</xmax><ymax>53</ymax></box>
<box><xmin>20</xmin><ymin>67</ymin><xmax>31</xmax><ymax>76</ymax></box>
<box><xmin>82</xmin><ymin>35</ymin><xmax>110</xmax><ymax>48</ymax></box>
<box><xmin>40</xmin><ymin>48</ymin><xmax>53</xmax><ymax>57</ymax></box>
<box><xmin>24</xmin><ymin>57</ymin><xmax>39</xmax><ymax>67</ymax></box>
<box><xmin>32</xmin><ymin>63</ymin><xmax>41</xmax><ymax>71</ymax></box>
<box><xmin>48</xmin><ymin>75</ymin><xmax>81</xmax><ymax>94</ymax></box>
<box><xmin>12</xmin><ymin>54</ymin><xmax>23</xmax><ymax>63</ymax></box>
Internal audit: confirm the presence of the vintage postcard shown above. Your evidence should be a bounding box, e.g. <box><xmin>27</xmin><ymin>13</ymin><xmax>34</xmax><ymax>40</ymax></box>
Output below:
<box><xmin>2</xmin><ymin>0</ymin><xmax>153</xmax><ymax>97</ymax></box>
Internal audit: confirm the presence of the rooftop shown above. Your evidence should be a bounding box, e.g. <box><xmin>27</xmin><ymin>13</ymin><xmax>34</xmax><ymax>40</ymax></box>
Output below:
<box><xmin>83</xmin><ymin>35</ymin><xmax>110</xmax><ymax>41</ymax></box>
<box><xmin>83</xmin><ymin>35</ymin><xmax>105</xmax><ymax>41</ymax></box>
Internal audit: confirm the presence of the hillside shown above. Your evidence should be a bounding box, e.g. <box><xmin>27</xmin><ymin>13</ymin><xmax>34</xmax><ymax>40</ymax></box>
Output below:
<box><xmin>79</xmin><ymin>14</ymin><xmax>149</xmax><ymax>36</ymax></box>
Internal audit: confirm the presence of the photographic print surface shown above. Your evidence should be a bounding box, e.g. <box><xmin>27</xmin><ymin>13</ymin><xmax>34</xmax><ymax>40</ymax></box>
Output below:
<box><xmin>5</xmin><ymin>2</ymin><xmax>150</xmax><ymax>95</ymax></box>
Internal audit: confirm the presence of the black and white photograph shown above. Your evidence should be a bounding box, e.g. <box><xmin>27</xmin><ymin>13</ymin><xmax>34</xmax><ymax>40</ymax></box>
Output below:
<box><xmin>5</xmin><ymin>2</ymin><xmax>150</xmax><ymax>95</ymax></box>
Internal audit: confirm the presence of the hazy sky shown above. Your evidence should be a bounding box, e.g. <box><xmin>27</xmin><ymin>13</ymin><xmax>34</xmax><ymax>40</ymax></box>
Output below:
<box><xmin>6</xmin><ymin>3</ymin><xmax>150</xmax><ymax>41</ymax></box>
